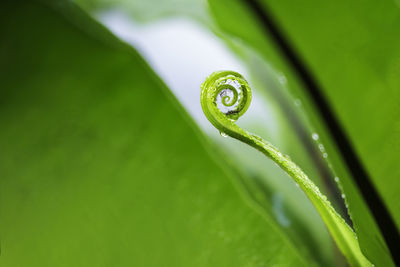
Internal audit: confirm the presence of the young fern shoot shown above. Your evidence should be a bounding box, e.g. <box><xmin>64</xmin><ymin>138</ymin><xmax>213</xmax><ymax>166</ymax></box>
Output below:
<box><xmin>200</xmin><ymin>70</ymin><xmax>372</xmax><ymax>267</ymax></box>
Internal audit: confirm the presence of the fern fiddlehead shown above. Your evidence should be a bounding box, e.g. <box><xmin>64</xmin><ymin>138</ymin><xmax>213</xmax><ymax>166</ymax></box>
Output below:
<box><xmin>200</xmin><ymin>70</ymin><xmax>372</xmax><ymax>267</ymax></box>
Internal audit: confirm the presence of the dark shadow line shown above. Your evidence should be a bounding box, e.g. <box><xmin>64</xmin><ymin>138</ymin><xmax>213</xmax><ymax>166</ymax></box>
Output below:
<box><xmin>242</xmin><ymin>0</ymin><xmax>400</xmax><ymax>264</ymax></box>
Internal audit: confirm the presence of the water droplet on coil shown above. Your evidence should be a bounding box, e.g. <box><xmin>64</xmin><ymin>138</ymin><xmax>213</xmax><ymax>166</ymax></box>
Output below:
<box><xmin>341</xmin><ymin>193</ymin><xmax>346</xmax><ymax>199</ymax></box>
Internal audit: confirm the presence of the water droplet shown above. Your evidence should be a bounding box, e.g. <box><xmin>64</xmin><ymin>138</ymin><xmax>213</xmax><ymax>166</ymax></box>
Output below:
<box><xmin>318</xmin><ymin>144</ymin><xmax>325</xmax><ymax>152</ymax></box>
<box><xmin>334</xmin><ymin>177</ymin><xmax>339</xmax><ymax>182</ymax></box>
<box><xmin>294</xmin><ymin>99</ymin><xmax>302</xmax><ymax>107</ymax></box>
<box><xmin>341</xmin><ymin>193</ymin><xmax>345</xmax><ymax>199</ymax></box>
<box><xmin>323</xmin><ymin>153</ymin><xmax>328</xmax><ymax>158</ymax></box>
<box><xmin>312</xmin><ymin>133</ymin><xmax>319</xmax><ymax>140</ymax></box>
<box><xmin>220</xmin><ymin>132</ymin><xmax>228</xmax><ymax>137</ymax></box>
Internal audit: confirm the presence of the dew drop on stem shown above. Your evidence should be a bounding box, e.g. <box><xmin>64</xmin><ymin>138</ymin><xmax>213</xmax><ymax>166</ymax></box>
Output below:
<box><xmin>220</xmin><ymin>132</ymin><xmax>228</xmax><ymax>138</ymax></box>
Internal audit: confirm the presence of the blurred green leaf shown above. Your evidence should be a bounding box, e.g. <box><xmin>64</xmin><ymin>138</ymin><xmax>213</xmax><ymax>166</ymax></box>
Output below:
<box><xmin>0</xmin><ymin>0</ymin><xmax>316</xmax><ymax>266</ymax></box>
<box><xmin>208</xmin><ymin>0</ymin><xmax>399</xmax><ymax>266</ymax></box>
<box><xmin>75</xmin><ymin>0</ymin><xmax>207</xmax><ymax>24</ymax></box>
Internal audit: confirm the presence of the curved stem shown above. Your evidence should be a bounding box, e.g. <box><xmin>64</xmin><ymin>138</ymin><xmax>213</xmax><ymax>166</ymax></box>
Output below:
<box><xmin>200</xmin><ymin>70</ymin><xmax>372</xmax><ymax>267</ymax></box>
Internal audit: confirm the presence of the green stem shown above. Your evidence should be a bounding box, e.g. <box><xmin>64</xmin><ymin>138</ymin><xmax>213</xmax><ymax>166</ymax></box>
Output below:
<box><xmin>200</xmin><ymin>70</ymin><xmax>372</xmax><ymax>267</ymax></box>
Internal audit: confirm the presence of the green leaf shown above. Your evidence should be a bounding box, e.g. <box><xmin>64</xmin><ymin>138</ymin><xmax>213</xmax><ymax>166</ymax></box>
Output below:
<box><xmin>0</xmin><ymin>0</ymin><xmax>312</xmax><ymax>266</ymax></box>
<box><xmin>208</xmin><ymin>0</ymin><xmax>398</xmax><ymax>266</ymax></box>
